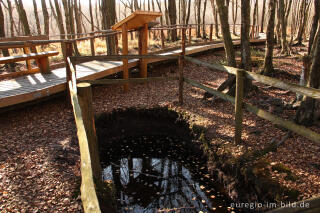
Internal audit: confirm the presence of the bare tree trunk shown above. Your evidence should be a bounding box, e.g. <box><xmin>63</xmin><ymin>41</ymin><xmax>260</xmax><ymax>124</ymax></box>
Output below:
<box><xmin>196</xmin><ymin>0</ymin><xmax>202</xmax><ymax>38</ymax></box>
<box><xmin>186</xmin><ymin>0</ymin><xmax>191</xmax><ymax>24</ymax></box>
<box><xmin>74</xmin><ymin>0</ymin><xmax>82</xmax><ymax>37</ymax></box>
<box><xmin>215</xmin><ymin>0</ymin><xmax>236</xmax><ymax>67</ymax></box>
<box><xmin>0</xmin><ymin>2</ymin><xmax>14</xmax><ymax>69</ymax></box>
<box><xmin>41</xmin><ymin>0</ymin><xmax>50</xmax><ymax>36</ymax></box>
<box><xmin>251</xmin><ymin>0</ymin><xmax>258</xmax><ymax>38</ymax></box>
<box><xmin>296</xmin><ymin>0</ymin><xmax>307</xmax><ymax>45</ymax></box>
<box><xmin>240</xmin><ymin>0</ymin><xmax>253</xmax><ymax>94</ymax></box>
<box><xmin>295</xmin><ymin>30</ymin><xmax>320</xmax><ymax>125</ymax></box>
<box><xmin>279</xmin><ymin>0</ymin><xmax>290</xmax><ymax>54</ymax></box>
<box><xmin>102</xmin><ymin>0</ymin><xmax>117</xmax><ymax>55</ymax></box>
<box><xmin>260</xmin><ymin>0</ymin><xmax>266</xmax><ymax>33</ymax></box>
<box><xmin>95</xmin><ymin>1</ymin><xmax>100</xmax><ymax>30</ymax></box>
<box><xmin>241</xmin><ymin>0</ymin><xmax>251</xmax><ymax>71</ymax></box>
<box><xmin>308</xmin><ymin>0</ymin><xmax>320</xmax><ymax>55</ymax></box>
<box><xmin>210</xmin><ymin>0</ymin><xmax>220</xmax><ymax>38</ymax></box>
<box><xmin>62</xmin><ymin>0</ymin><xmax>71</xmax><ymax>38</ymax></box>
<box><xmin>14</xmin><ymin>0</ymin><xmax>31</xmax><ymax>35</ymax></box>
<box><xmin>168</xmin><ymin>0</ymin><xmax>177</xmax><ymax>41</ymax></box>
<box><xmin>202</xmin><ymin>0</ymin><xmax>207</xmax><ymax>39</ymax></box>
<box><xmin>164</xmin><ymin>0</ymin><xmax>170</xmax><ymax>25</ymax></box>
<box><xmin>89</xmin><ymin>0</ymin><xmax>95</xmax><ymax>32</ymax></box>
<box><xmin>33</xmin><ymin>0</ymin><xmax>41</xmax><ymax>35</ymax></box>
<box><xmin>213</xmin><ymin>0</ymin><xmax>237</xmax><ymax>94</ymax></box>
<box><xmin>232</xmin><ymin>0</ymin><xmax>238</xmax><ymax>36</ymax></box>
<box><xmin>263</xmin><ymin>0</ymin><xmax>277</xmax><ymax>76</ymax></box>
<box><xmin>6</xmin><ymin>0</ymin><xmax>15</xmax><ymax>37</ymax></box>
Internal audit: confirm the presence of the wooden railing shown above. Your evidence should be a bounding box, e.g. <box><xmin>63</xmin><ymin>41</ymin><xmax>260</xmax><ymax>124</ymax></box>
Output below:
<box><xmin>182</xmin><ymin>56</ymin><xmax>320</xmax><ymax>144</ymax></box>
<box><xmin>66</xmin><ymin>57</ymin><xmax>101</xmax><ymax>213</ymax></box>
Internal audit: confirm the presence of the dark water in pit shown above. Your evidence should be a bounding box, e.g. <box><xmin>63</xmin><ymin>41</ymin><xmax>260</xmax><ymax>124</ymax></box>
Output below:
<box><xmin>100</xmin><ymin>135</ymin><xmax>236</xmax><ymax>213</ymax></box>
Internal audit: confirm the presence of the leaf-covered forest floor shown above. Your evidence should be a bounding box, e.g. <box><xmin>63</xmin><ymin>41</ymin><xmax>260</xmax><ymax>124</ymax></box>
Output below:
<box><xmin>0</xmin><ymin>45</ymin><xmax>319</xmax><ymax>212</ymax></box>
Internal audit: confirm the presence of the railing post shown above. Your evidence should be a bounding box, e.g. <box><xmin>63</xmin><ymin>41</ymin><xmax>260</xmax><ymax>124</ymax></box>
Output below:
<box><xmin>188</xmin><ymin>25</ymin><xmax>192</xmax><ymax>45</ymax></box>
<box><xmin>122</xmin><ymin>23</ymin><xmax>129</xmax><ymax>91</ymax></box>
<box><xmin>178</xmin><ymin>56</ymin><xmax>184</xmax><ymax>105</ymax></box>
<box><xmin>77</xmin><ymin>82</ymin><xmax>101</xmax><ymax>180</ymax></box>
<box><xmin>115</xmin><ymin>33</ymin><xmax>119</xmax><ymax>55</ymax></box>
<box><xmin>181</xmin><ymin>26</ymin><xmax>186</xmax><ymax>56</ymax></box>
<box><xmin>64</xmin><ymin>41</ymin><xmax>74</xmax><ymax>84</ymax></box>
<box><xmin>161</xmin><ymin>28</ymin><xmax>165</xmax><ymax>49</ymax></box>
<box><xmin>210</xmin><ymin>24</ymin><xmax>213</xmax><ymax>42</ymax></box>
<box><xmin>235</xmin><ymin>69</ymin><xmax>244</xmax><ymax>143</ymax></box>
<box><xmin>90</xmin><ymin>32</ymin><xmax>95</xmax><ymax>56</ymax></box>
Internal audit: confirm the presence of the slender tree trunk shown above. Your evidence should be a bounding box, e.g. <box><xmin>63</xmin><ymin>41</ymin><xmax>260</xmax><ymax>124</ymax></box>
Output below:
<box><xmin>251</xmin><ymin>0</ymin><xmax>258</xmax><ymax>38</ymax></box>
<box><xmin>89</xmin><ymin>0</ymin><xmax>95</xmax><ymax>32</ymax></box>
<box><xmin>0</xmin><ymin>2</ymin><xmax>14</xmax><ymax>69</ymax></box>
<box><xmin>62</xmin><ymin>0</ymin><xmax>71</xmax><ymax>38</ymax></box>
<box><xmin>308</xmin><ymin>0</ymin><xmax>320</xmax><ymax>55</ymax></box>
<box><xmin>260</xmin><ymin>0</ymin><xmax>266</xmax><ymax>33</ymax></box>
<box><xmin>196</xmin><ymin>0</ymin><xmax>202</xmax><ymax>38</ymax></box>
<box><xmin>41</xmin><ymin>0</ymin><xmax>49</xmax><ymax>36</ymax></box>
<box><xmin>279</xmin><ymin>0</ymin><xmax>289</xmax><ymax>54</ymax></box>
<box><xmin>296</xmin><ymin>0</ymin><xmax>307</xmax><ymax>45</ymax></box>
<box><xmin>210</xmin><ymin>0</ymin><xmax>220</xmax><ymax>38</ymax></box>
<box><xmin>14</xmin><ymin>0</ymin><xmax>31</xmax><ymax>35</ymax></box>
<box><xmin>263</xmin><ymin>0</ymin><xmax>277</xmax><ymax>76</ymax></box>
<box><xmin>240</xmin><ymin>0</ymin><xmax>253</xmax><ymax>94</ymax></box>
<box><xmin>74</xmin><ymin>0</ymin><xmax>82</xmax><ymax>37</ymax></box>
<box><xmin>232</xmin><ymin>0</ymin><xmax>238</xmax><ymax>36</ymax></box>
<box><xmin>6</xmin><ymin>0</ymin><xmax>15</xmax><ymax>37</ymax></box>
<box><xmin>101</xmin><ymin>0</ymin><xmax>117</xmax><ymax>55</ymax></box>
<box><xmin>164</xmin><ymin>0</ymin><xmax>170</xmax><ymax>25</ymax></box>
<box><xmin>295</xmin><ymin>30</ymin><xmax>320</xmax><ymax>125</ymax></box>
<box><xmin>202</xmin><ymin>0</ymin><xmax>208</xmax><ymax>39</ymax></box>
<box><xmin>168</xmin><ymin>0</ymin><xmax>177</xmax><ymax>41</ymax></box>
<box><xmin>215</xmin><ymin>0</ymin><xmax>236</xmax><ymax>67</ymax></box>
<box><xmin>186</xmin><ymin>0</ymin><xmax>191</xmax><ymax>24</ymax></box>
<box><xmin>33</xmin><ymin>0</ymin><xmax>41</xmax><ymax>35</ymax></box>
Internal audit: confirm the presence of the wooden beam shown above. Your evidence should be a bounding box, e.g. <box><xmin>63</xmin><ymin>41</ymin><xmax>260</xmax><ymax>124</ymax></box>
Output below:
<box><xmin>122</xmin><ymin>23</ymin><xmax>129</xmax><ymax>91</ymax></box>
<box><xmin>71</xmin><ymin>54</ymin><xmax>179</xmax><ymax>63</ymax></box>
<box><xmin>0</xmin><ymin>51</ymin><xmax>59</xmax><ymax>64</ymax></box>
<box><xmin>235</xmin><ymin>70</ymin><xmax>244</xmax><ymax>143</ymax></box>
<box><xmin>81</xmin><ymin>76</ymin><xmax>178</xmax><ymax>85</ymax></box>
<box><xmin>77</xmin><ymin>83</ymin><xmax>101</xmax><ymax>180</ymax></box>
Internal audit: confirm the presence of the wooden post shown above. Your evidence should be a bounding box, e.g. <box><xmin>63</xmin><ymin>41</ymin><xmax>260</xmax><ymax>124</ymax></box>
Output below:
<box><xmin>23</xmin><ymin>45</ymin><xmax>32</xmax><ymax>72</ymax></box>
<box><xmin>178</xmin><ymin>56</ymin><xmax>184</xmax><ymax>105</ymax></box>
<box><xmin>161</xmin><ymin>29</ymin><xmax>165</xmax><ymax>49</ymax></box>
<box><xmin>90</xmin><ymin>32</ymin><xmax>95</xmax><ymax>56</ymax></box>
<box><xmin>235</xmin><ymin>69</ymin><xmax>244</xmax><ymax>143</ymax></box>
<box><xmin>77</xmin><ymin>82</ymin><xmax>101</xmax><ymax>180</ymax></box>
<box><xmin>139</xmin><ymin>23</ymin><xmax>148</xmax><ymax>78</ymax></box>
<box><xmin>115</xmin><ymin>33</ymin><xmax>119</xmax><ymax>55</ymax></box>
<box><xmin>188</xmin><ymin>26</ymin><xmax>192</xmax><ymax>45</ymax></box>
<box><xmin>209</xmin><ymin>24</ymin><xmax>213</xmax><ymax>42</ymax></box>
<box><xmin>181</xmin><ymin>27</ymin><xmax>186</xmax><ymax>56</ymax></box>
<box><xmin>64</xmin><ymin>41</ymin><xmax>74</xmax><ymax>84</ymax></box>
<box><xmin>122</xmin><ymin>23</ymin><xmax>129</xmax><ymax>91</ymax></box>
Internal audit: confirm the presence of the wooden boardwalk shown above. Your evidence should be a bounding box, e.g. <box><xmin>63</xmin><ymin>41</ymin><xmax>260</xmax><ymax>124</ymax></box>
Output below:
<box><xmin>0</xmin><ymin>38</ymin><xmax>265</xmax><ymax>109</ymax></box>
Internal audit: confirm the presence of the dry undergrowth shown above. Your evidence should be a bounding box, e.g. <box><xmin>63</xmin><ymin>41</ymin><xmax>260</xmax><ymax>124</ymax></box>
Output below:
<box><xmin>0</xmin><ymin>47</ymin><xmax>319</xmax><ymax>212</ymax></box>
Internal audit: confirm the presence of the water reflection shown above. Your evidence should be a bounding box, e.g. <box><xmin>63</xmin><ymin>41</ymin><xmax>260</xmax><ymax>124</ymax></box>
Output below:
<box><xmin>101</xmin><ymin>136</ymin><xmax>234</xmax><ymax>213</ymax></box>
